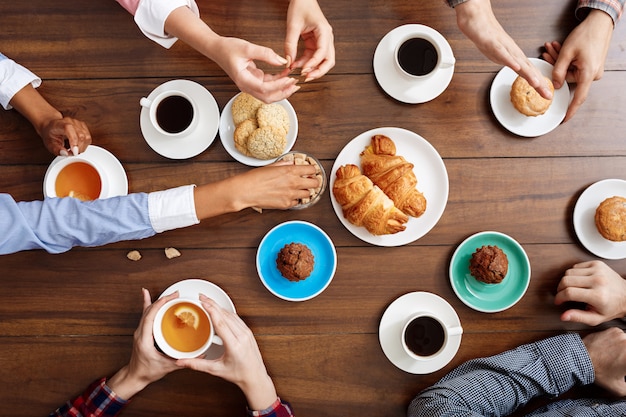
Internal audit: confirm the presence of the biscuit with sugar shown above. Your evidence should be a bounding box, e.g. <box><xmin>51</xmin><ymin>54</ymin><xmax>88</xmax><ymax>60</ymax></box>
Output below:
<box><xmin>233</xmin><ymin>118</ymin><xmax>258</xmax><ymax>156</ymax></box>
<box><xmin>257</xmin><ymin>103</ymin><xmax>290</xmax><ymax>136</ymax></box>
<box><xmin>510</xmin><ymin>75</ymin><xmax>554</xmax><ymax>117</ymax></box>
<box><xmin>246</xmin><ymin>126</ymin><xmax>287</xmax><ymax>160</ymax></box>
<box><xmin>595</xmin><ymin>196</ymin><xmax>626</xmax><ymax>242</ymax></box>
<box><xmin>232</xmin><ymin>92</ymin><xmax>263</xmax><ymax>126</ymax></box>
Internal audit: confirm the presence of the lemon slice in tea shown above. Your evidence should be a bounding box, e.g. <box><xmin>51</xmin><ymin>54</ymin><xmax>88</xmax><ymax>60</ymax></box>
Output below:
<box><xmin>174</xmin><ymin>305</ymin><xmax>200</xmax><ymax>330</ymax></box>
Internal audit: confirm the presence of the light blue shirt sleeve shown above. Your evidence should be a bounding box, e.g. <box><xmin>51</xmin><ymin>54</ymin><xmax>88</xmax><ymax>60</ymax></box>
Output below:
<box><xmin>0</xmin><ymin>193</ymin><xmax>156</xmax><ymax>254</ymax></box>
<box><xmin>408</xmin><ymin>333</ymin><xmax>596</xmax><ymax>417</ymax></box>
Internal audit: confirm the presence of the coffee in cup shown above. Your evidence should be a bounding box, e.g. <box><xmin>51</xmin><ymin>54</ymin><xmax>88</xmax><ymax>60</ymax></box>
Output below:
<box><xmin>140</xmin><ymin>89</ymin><xmax>198</xmax><ymax>137</ymax></box>
<box><xmin>153</xmin><ymin>298</ymin><xmax>221</xmax><ymax>359</ymax></box>
<box><xmin>401</xmin><ymin>314</ymin><xmax>462</xmax><ymax>359</ymax></box>
<box><xmin>394</xmin><ymin>31</ymin><xmax>455</xmax><ymax>80</ymax></box>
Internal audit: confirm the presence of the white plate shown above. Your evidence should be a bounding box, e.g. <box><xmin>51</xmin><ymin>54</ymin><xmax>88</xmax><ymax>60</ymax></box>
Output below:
<box><xmin>219</xmin><ymin>93</ymin><xmax>298</xmax><ymax>166</ymax></box>
<box><xmin>43</xmin><ymin>145</ymin><xmax>128</xmax><ymax>198</ymax></box>
<box><xmin>373</xmin><ymin>24</ymin><xmax>455</xmax><ymax>104</ymax></box>
<box><xmin>140</xmin><ymin>80</ymin><xmax>220</xmax><ymax>159</ymax></box>
<box><xmin>158</xmin><ymin>279</ymin><xmax>235</xmax><ymax>360</ymax></box>
<box><xmin>490</xmin><ymin>58</ymin><xmax>569</xmax><ymax>137</ymax></box>
<box><xmin>330</xmin><ymin>127</ymin><xmax>449</xmax><ymax>247</ymax></box>
<box><xmin>573</xmin><ymin>179</ymin><xmax>626</xmax><ymax>260</ymax></box>
<box><xmin>379</xmin><ymin>292</ymin><xmax>462</xmax><ymax>374</ymax></box>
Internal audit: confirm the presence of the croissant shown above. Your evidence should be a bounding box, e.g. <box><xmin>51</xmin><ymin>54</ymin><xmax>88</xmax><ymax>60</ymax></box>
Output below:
<box><xmin>360</xmin><ymin>134</ymin><xmax>427</xmax><ymax>217</ymax></box>
<box><xmin>333</xmin><ymin>164</ymin><xmax>408</xmax><ymax>235</ymax></box>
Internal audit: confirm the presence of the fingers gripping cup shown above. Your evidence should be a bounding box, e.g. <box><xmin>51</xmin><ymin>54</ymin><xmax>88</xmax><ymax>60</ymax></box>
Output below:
<box><xmin>401</xmin><ymin>313</ymin><xmax>463</xmax><ymax>360</ymax></box>
<box><xmin>140</xmin><ymin>90</ymin><xmax>198</xmax><ymax>137</ymax></box>
<box><xmin>153</xmin><ymin>298</ymin><xmax>222</xmax><ymax>359</ymax></box>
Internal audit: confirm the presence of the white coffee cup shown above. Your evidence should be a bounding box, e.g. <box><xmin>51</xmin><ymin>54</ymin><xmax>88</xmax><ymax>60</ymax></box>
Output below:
<box><xmin>140</xmin><ymin>89</ymin><xmax>198</xmax><ymax>137</ymax></box>
<box><xmin>153</xmin><ymin>298</ymin><xmax>223</xmax><ymax>359</ymax></box>
<box><xmin>401</xmin><ymin>313</ymin><xmax>463</xmax><ymax>360</ymax></box>
<box><xmin>394</xmin><ymin>30</ymin><xmax>455</xmax><ymax>80</ymax></box>
<box><xmin>44</xmin><ymin>155</ymin><xmax>109</xmax><ymax>200</ymax></box>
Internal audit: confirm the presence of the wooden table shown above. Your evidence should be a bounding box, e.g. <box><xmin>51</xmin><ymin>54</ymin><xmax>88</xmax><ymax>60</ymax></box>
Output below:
<box><xmin>1</xmin><ymin>1</ymin><xmax>626</xmax><ymax>416</ymax></box>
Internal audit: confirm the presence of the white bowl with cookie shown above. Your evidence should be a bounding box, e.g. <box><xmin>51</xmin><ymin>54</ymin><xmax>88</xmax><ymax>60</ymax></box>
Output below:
<box><xmin>219</xmin><ymin>92</ymin><xmax>298</xmax><ymax>166</ymax></box>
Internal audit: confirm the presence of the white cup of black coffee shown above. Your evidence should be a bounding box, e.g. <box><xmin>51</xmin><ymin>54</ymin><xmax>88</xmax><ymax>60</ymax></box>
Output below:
<box><xmin>401</xmin><ymin>314</ymin><xmax>462</xmax><ymax>359</ymax></box>
<box><xmin>394</xmin><ymin>33</ymin><xmax>455</xmax><ymax>79</ymax></box>
<box><xmin>140</xmin><ymin>90</ymin><xmax>198</xmax><ymax>137</ymax></box>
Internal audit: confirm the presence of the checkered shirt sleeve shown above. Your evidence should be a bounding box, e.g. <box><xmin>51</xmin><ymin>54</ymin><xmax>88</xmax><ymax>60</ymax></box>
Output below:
<box><xmin>49</xmin><ymin>378</ymin><xmax>128</xmax><ymax>417</ymax></box>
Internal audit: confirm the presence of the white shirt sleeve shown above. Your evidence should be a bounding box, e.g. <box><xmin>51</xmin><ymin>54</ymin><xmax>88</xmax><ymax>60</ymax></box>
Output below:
<box><xmin>134</xmin><ymin>0</ymin><xmax>200</xmax><ymax>49</ymax></box>
<box><xmin>0</xmin><ymin>53</ymin><xmax>42</xmax><ymax>110</ymax></box>
<box><xmin>148</xmin><ymin>184</ymin><xmax>199</xmax><ymax>233</ymax></box>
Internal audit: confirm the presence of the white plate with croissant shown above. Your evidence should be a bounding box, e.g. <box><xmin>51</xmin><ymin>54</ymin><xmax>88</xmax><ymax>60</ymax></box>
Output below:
<box><xmin>330</xmin><ymin>127</ymin><xmax>448</xmax><ymax>246</ymax></box>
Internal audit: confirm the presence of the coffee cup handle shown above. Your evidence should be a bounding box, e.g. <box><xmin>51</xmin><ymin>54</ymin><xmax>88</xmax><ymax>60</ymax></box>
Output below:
<box><xmin>212</xmin><ymin>334</ymin><xmax>223</xmax><ymax>345</ymax></box>
<box><xmin>440</xmin><ymin>55</ymin><xmax>456</xmax><ymax>69</ymax></box>
<box><xmin>139</xmin><ymin>97</ymin><xmax>152</xmax><ymax>108</ymax></box>
<box><xmin>447</xmin><ymin>325</ymin><xmax>463</xmax><ymax>336</ymax></box>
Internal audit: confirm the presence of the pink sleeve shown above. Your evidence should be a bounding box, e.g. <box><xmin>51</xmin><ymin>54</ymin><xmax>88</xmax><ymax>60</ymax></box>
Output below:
<box><xmin>115</xmin><ymin>0</ymin><xmax>140</xmax><ymax>15</ymax></box>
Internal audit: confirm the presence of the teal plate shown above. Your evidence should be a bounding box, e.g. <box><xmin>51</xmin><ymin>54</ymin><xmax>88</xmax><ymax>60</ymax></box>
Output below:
<box><xmin>449</xmin><ymin>231</ymin><xmax>531</xmax><ymax>313</ymax></box>
<box><xmin>256</xmin><ymin>221</ymin><xmax>337</xmax><ymax>302</ymax></box>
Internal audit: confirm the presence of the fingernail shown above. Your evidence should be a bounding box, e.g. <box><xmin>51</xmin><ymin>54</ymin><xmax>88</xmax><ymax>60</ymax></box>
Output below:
<box><xmin>60</xmin><ymin>149</ymin><xmax>69</xmax><ymax>156</ymax></box>
<box><xmin>72</xmin><ymin>146</ymin><xmax>79</xmax><ymax>156</ymax></box>
<box><xmin>277</xmin><ymin>56</ymin><xmax>288</xmax><ymax>65</ymax></box>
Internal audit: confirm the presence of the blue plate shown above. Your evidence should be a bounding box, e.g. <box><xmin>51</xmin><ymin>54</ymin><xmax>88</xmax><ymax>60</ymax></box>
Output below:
<box><xmin>256</xmin><ymin>221</ymin><xmax>337</xmax><ymax>301</ymax></box>
<box><xmin>449</xmin><ymin>231</ymin><xmax>531</xmax><ymax>313</ymax></box>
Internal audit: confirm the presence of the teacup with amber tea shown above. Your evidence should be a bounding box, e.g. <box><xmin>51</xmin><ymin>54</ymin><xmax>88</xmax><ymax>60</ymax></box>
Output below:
<box><xmin>44</xmin><ymin>156</ymin><xmax>109</xmax><ymax>201</ymax></box>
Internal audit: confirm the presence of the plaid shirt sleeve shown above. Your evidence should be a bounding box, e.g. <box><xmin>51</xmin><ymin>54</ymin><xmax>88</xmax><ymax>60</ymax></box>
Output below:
<box><xmin>247</xmin><ymin>397</ymin><xmax>294</xmax><ymax>417</ymax></box>
<box><xmin>49</xmin><ymin>378</ymin><xmax>128</xmax><ymax>417</ymax></box>
<box><xmin>408</xmin><ymin>333</ymin><xmax>594</xmax><ymax>416</ymax></box>
<box><xmin>577</xmin><ymin>0</ymin><xmax>625</xmax><ymax>25</ymax></box>
<box><xmin>444</xmin><ymin>0</ymin><xmax>470</xmax><ymax>7</ymax></box>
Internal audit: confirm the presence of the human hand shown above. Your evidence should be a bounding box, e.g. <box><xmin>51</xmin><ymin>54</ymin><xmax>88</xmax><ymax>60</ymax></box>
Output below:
<box><xmin>284</xmin><ymin>0</ymin><xmax>335</xmax><ymax>82</ymax></box>
<box><xmin>212</xmin><ymin>36</ymin><xmax>299</xmax><ymax>103</ymax></box>
<box><xmin>583</xmin><ymin>327</ymin><xmax>626</xmax><ymax>396</ymax></box>
<box><xmin>454</xmin><ymin>0</ymin><xmax>552</xmax><ymax>99</ymax></box>
<box><xmin>555</xmin><ymin>260</ymin><xmax>626</xmax><ymax>326</ymax></box>
<box><xmin>38</xmin><ymin>116</ymin><xmax>92</xmax><ymax>156</ymax></box>
<box><xmin>233</xmin><ymin>161</ymin><xmax>320</xmax><ymax>210</ymax></box>
<box><xmin>541</xmin><ymin>10</ymin><xmax>614</xmax><ymax>122</ymax></box>
<box><xmin>107</xmin><ymin>289</ymin><xmax>181</xmax><ymax>400</ymax></box>
<box><xmin>177</xmin><ymin>296</ymin><xmax>278</xmax><ymax>411</ymax></box>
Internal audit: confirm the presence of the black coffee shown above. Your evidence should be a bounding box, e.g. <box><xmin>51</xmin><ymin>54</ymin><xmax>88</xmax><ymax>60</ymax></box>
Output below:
<box><xmin>156</xmin><ymin>95</ymin><xmax>194</xmax><ymax>134</ymax></box>
<box><xmin>397</xmin><ymin>38</ymin><xmax>438</xmax><ymax>77</ymax></box>
<box><xmin>404</xmin><ymin>316</ymin><xmax>445</xmax><ymax>357</ymax></box>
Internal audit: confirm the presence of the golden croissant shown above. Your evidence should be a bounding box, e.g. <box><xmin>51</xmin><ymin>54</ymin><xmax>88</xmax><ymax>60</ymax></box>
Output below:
<box><xmin>332</xmin><ymin>164</ymin><xmax>408</xmax><ymax>235</ymax></box>
<box><xmin>360</xmin><ymin>134</ymin><xmax>427</xmax><ymax>217</ymax></box>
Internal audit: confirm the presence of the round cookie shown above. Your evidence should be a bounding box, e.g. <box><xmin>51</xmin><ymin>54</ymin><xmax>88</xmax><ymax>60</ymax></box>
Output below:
<box><xmin>233</xmin><ymin>118</ymin><xmax>258</xmax><ymax>155</ymax></box>
<box><xmin>246</xmin><ymin>126</ymin><xmax>287</xmax><ymax>160</ymax></box>
<box><xmin>231</xmin><ymin>92</ymin><xmax>263</xmax><ymax>126</ymax></box>
<box><xmin>595</xmin><ymin>196</ymin><xmax>626</xmax><ymax>242</ymax></box>
<box><xmin>257</xmin><ymin>103</ymin><xmax>290</xmax><ymax>136</ymax></box>
<box><xmin>510</xmin><ymin>75</ymin><xmax>555</xmax><ymax>117</ymax></box>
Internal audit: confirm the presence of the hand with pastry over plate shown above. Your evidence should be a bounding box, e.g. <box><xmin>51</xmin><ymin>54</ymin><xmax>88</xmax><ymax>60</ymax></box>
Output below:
<box><xmin>8</xmin><ymin>79</ymin><xmax>92</xmax><ymax>156</ymax></box>
<box><xmin>541</xmin><ymin>9</ymin><xmax>615</xmax><ymax>122</ymax></box>
<box><xmin>450</xmin><ymin>0</ymin><xmax>553</xmax><ymax>100</ymax></box>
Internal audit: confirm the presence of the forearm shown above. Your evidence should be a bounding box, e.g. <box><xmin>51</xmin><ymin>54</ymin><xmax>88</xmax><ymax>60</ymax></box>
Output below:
<box><xmin>239</xmin><ymin>373</ymin><xmax>279</xmax><ymax>412</ymax></box>
<box><xmin>577</xmin><ymin>0</ymin><xmax>625</xmax><ymax>25</ymax></box>
<box><xmin>106</xmin><ymin>366</ymin><xmax>150</xmax><ymax>401</ymax></box>
<box><xmin>8</xmin><ymin>83</ymin><xmax>62</xmax><ymax>138</ymax></box>
<box><xmin>163</xmin><ymin>6</ymin><xmax>223</xmax><ymax>62</ymax></box>
<box><xmin>408</xmin><ymin>333</ymin><xmax>594</xmax><ymax>417</ymax></box>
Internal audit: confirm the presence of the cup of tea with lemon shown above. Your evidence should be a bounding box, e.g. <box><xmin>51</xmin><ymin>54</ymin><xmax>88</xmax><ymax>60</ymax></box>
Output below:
<box><xmin>153</xmin><ymin>298</ymin><xmax>221</xmax><ymax>359</ymax></box>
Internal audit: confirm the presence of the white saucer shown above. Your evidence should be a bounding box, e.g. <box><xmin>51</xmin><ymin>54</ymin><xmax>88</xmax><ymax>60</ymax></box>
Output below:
<box><xmin>219</xmin><ymin>93</ymin><xmax>298</xmax><ymax>167</ymax></box>
<box><xmin>490</xmin><ymin>58</ymin><xmax>569</xmax><ymax>137</ymax></box>
<box><xmin>379</xmin><ymin>292</ymin><xmax>462</xmax><ymax>374</ymax></box>
<box><xmin>140</xmin><ymin>80</ymin><xmax>220</xmax><ymax>159</ymax></box>
<box><xmin>158</xmin><ymin>279</ymin><xmax>235</xmax><ymax>360</ymax></box>
<box><xmin>573</xmin><ymin>179</ymin><xmax>626</xmax><ymax>260</ymax></box>
<box><xmin>43</xmin><ymin>145</ymin><xmax>128</xmax><ymax>199</ymax></box>
<box><xmin>373</xmin><ymin>24</ymin><xmax>455</xmax><ymax>104</ymax></box>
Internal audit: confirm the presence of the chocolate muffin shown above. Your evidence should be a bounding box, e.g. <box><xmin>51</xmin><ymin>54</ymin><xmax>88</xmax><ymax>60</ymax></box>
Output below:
<box><xmin>469</xmin><ymin>245</ymin><xmax>509</xmax><ymax>284</ymax></box>
<box><xmin>276</xmin><ymin>242</ymin><xmax>315</xmax><ymax>282</ymax></box>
